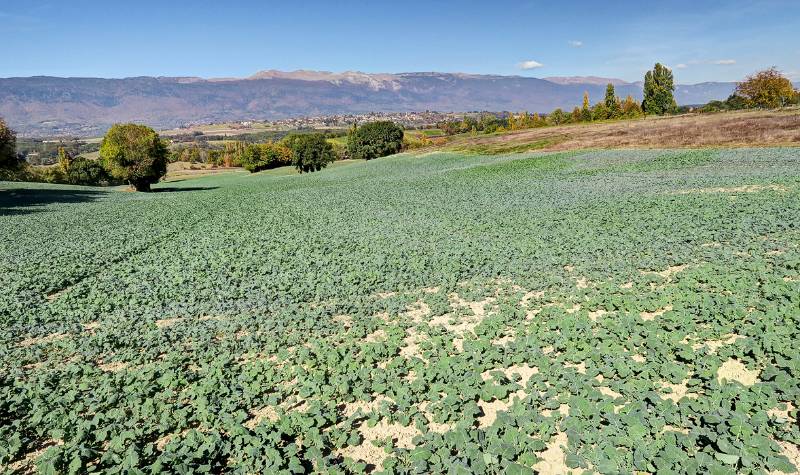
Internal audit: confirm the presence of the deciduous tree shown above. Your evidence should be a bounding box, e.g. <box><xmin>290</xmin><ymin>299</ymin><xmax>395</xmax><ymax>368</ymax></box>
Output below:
<box><xmin>621</xmin><ymin>95</ymin><xmax>644</xmax><ymax>118</ymax></box>
<box><xmin>347</xmin><ymin>121</ymin><xmax>404</xmax><ymax>160</ymax></box>
<box><xmin>0</xmin><ymin>117</ymin><xmax>18</xmax><ymax>169</ymax></box>
<box><xmin>241</xmin><ymin>142</ymin><xmax>294</xmax><ymax>173</ymax></box>
<box><xmin>99</xmin><ymin>123</ymin><xmax>169</xmax><ymax>191</ymax></box>
<box><xmin>547</xmin><ymin>108</ymin><xmax>566</xmax><ymax>125</ymax></box>
<box><xmin>735</xmin><ymin>67</ymin><xmax>797</xmax><ymax>109</ymax></box>
<box><xmin>643</xmin><ymin>63</ymin><xmax>677</xmax><ymax>115</ymax></box>
<box><xmin>58</xmin><ymin>147</ymin><xmax>74</xmax><ymax>172</ymax></box>
<box><xmin>581</xmin><ymin>92</ymin><xmax>593</xmax><ymax>121</ymax></box>
<box><xmin>283</xmin><ymin>133</ymin><xmax>335</xmax><ymax>173</ymax></box>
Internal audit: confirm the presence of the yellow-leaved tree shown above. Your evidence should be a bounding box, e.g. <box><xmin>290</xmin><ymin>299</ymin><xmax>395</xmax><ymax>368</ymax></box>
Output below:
<box><xmin>735</xmin><ymin>68</ymin><xmax>797</xmax><ymax>109</ymax></box>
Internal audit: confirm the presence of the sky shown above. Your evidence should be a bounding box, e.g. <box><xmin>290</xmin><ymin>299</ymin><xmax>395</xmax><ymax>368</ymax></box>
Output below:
<box><xmin>2</xmin><ymin>0</ymin><xmax>799</xmax><ymax>84</ymax></box>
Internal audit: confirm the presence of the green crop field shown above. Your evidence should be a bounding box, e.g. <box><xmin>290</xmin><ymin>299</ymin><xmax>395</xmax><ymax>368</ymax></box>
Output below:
<box><xmin>1</xmin><ymin>148</ymin><xmax>799</xmax><ymax>474</ymax></box>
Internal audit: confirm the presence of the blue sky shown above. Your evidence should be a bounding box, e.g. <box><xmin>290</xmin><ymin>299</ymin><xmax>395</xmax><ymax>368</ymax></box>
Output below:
<box><xmin>2</xmin><ymin>0</ymin><xmax>799</xmax><ymax>83</ymax></box>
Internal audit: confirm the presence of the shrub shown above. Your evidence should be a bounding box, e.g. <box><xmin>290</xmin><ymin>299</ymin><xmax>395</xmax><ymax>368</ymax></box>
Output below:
<box><xmin>347</xmin><ymin>121</ymin><xmax>404</xmax><ymax>161</ymax></box>
<box><xmin>241</xmin><ymin>142</ymin><xmax>294</xmax><ymax>173</ymax></box>
<box><xmin>547</xmin><ymin>108</ymin><xmax>567</xmax><ymax>125</ymax></box>
<box><xmin>99</xmin><ymin>123</ymin><xmax>169</xmax><ymax>191</ymax></box>
<box><xmin>282</xmin><ymin>133</ymin><xmax>335</xmax><ymax>173</ymax></box>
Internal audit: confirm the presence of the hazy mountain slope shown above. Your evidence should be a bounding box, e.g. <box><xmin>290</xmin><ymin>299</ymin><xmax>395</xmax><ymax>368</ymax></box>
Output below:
<box><xmin>543</xmin><ymin>76</ymin><xmax>632</xmax><ymax>86</ymax></box>
<box><xmin>0</xmin><ymin>72</ymin><xmax>738</xmax><ymax>136</ymax></box>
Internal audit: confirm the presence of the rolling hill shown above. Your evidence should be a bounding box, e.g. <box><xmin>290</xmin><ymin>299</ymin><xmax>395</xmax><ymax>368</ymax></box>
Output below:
<box><xmin>0</xmin><ymin>71</ymin><xmax>740</xmax><ymax>137</ymax></box>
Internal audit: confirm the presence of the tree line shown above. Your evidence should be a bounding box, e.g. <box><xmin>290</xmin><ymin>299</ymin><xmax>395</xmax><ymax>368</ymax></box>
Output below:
<box><xmin>0</xmin><ymin>120</ymin><xmax>405</xmax><ymax>191</ymax></box>
<box><xmin>437</xmin><ymin>64</ymin><xmax>799</xmax><ymax>136</ymax></box>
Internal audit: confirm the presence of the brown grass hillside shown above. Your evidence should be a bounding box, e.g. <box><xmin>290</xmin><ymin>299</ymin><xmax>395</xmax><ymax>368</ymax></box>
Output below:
<box><xmin>423</xmin><ymin>109</ymin><xmax>800</xmax><ymax>155</ymax></box>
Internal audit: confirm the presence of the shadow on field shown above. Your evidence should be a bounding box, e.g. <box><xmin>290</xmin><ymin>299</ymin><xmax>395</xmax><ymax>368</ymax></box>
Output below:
<box><xmin>0</xmin><ymin>188</ymin><xmax>106</xmax><ymax>216</ymax></box>
<box><xmin>151</xmin><ymin>186</ymin><xmax>219</xmax><ymax>193</ymax></box>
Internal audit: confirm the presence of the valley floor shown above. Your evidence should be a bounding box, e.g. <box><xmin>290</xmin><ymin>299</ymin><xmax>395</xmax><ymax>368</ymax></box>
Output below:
<box><xmin>1</xmin><ymin>148</ymin><xmax>799</xmax><ymax>473</ymax></box>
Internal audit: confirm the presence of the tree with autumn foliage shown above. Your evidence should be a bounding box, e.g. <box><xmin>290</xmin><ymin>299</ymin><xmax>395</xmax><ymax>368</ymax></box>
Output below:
<box><xmin>621</xmin><ymin>95</ymin><xmax>644</xmax><ymax>118</ymax></box>
<box><xmin>735</xmin><ymin>67</ymin><xmax>797</xmax><ymax>109</ymax></box>
<box><xmin>580</xmin><ymin>92</ymin><xmax>593</xmax><ymax>122</ymax></box>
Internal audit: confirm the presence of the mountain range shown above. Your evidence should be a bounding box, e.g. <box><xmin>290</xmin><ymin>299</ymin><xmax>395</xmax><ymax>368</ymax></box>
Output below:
<box><xmin>0</xmin><ymin>70</ymin><xmax>743</xmax><ymax>137</ymax></box>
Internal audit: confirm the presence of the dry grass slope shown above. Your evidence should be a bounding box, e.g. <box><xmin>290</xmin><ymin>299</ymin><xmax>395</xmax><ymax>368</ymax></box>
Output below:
<box><xmin>424</xmin><ymin>109</ymin><xmax>800</xmax><ymax>155</ymax></box>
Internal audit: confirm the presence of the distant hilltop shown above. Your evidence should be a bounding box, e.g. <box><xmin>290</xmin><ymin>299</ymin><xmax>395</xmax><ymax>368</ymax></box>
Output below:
<box><xmin>543</xmin><ymin>76</ymin><xmax>636</xmax><ymax>86</ymax></box>
<box><xmin>0</xmin><ymin>70</ymin><xmax>742</xmax><ymax>137</ymax></box>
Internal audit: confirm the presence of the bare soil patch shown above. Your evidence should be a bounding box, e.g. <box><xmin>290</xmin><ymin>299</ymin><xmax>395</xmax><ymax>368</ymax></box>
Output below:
<box><xmin>717</xmin><ymin>359</ymin><xmax>760</xmax><ymax>386</ymax></box>
<box><xmin>98</xmin><ymin>361</ymin><xmax>129</xmax><ymax>372</ymax></box>
<box><xmin>18</xmin><ymin>332</ymin><xmax>66</xmax><ymax>347</ymax></box>
<box><xmin>640</xmin><ymin>305</ymin><xmax>673</xmax><ymax>321</ymax></box>
<box><xmin>477</xmin><ymin>390</ymin><xmax>527</xmax><ymax>428</ymax></box>
<box><xmin>532</xmin><ymin>431</ymin><xmax>571</xmax><ymax>474</ymax></box>
<box><xmin>674</xmin><ymin>184</ymin><xmax>789</xmax><ymax>195</ymax></box>
<box><xmin>659</xmin><ymin>379</ymin><xmax>699</xmax><ymax>402</ymax></box>
<box><xmin>337</xmin><ymin>419</ymin><xmax>419</xmax><ymax>469</ymax></box>
<box><xmin>155</xmin><ymin>317</ymin><xmax>183</xmax><ymax>329</ymax></box>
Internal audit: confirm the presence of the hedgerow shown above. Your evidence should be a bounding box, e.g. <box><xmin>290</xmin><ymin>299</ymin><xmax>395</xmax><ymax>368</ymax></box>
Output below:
<box><xmin>1</xmin><ymin>148</ymin><xmax>799</xmax><ymax>473</ymax></box>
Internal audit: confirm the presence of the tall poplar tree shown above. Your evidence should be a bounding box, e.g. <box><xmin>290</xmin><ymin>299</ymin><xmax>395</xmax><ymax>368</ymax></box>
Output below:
<box><xmin>581</xmin><ymin>92</ymin><xmax>593</xmax><ymax>121</ymax></box>
<box><xmin>642</xmin><ymin>63</ymin><xmax>677</xmax><ymax>115</ymax></box>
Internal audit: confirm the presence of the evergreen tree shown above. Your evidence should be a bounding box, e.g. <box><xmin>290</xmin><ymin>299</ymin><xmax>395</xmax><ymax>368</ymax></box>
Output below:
<box><xmin>605</xmin><ymin>84</ymin><xmax>622</xmax><ymax>118</ymax></box>
<box><xmin>642</xmin><ymin>63</ymin><xmax>677</xmax><ymax>115</ymax></box>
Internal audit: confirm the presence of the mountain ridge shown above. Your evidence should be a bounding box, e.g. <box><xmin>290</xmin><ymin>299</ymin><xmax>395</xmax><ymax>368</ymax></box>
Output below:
<box><xmin>0</xmin><ymin>71</ymin><xmax>742</xmax><ymax>137</ymax></box>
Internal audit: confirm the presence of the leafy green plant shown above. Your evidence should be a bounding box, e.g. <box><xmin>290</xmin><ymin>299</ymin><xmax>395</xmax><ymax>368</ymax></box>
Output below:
<box><xmin>1</xmin><ymin>147</ymin><xmax>799</xmax><ymax>473</ymax></box>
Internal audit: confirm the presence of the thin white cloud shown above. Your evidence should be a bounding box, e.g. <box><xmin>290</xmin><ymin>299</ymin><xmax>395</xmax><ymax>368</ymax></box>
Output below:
<box><xmin>518</xmin><ymin>60</ymin><xmax>544</xmax><ymax>70</ymax></box>
<box><xmin>675</xmin><ymin>63</ymin><xmax>688</xmax><ymax>69</ymax></box>
<box><xmin>568</xmin><ymin>40</ymin><xmax>583</xmax><ymax>48</ymax></box>
<box><xmin>714</xmin><ymin>59</ymin><xmax>737</xmax><ymax>65</ymax></box>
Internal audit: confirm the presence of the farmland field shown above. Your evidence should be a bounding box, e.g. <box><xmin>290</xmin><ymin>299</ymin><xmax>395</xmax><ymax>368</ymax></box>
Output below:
<box><xmin>2</xmin><ymin>148</ymin><xmax>800</xmax><ymax>473</ymax></box>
